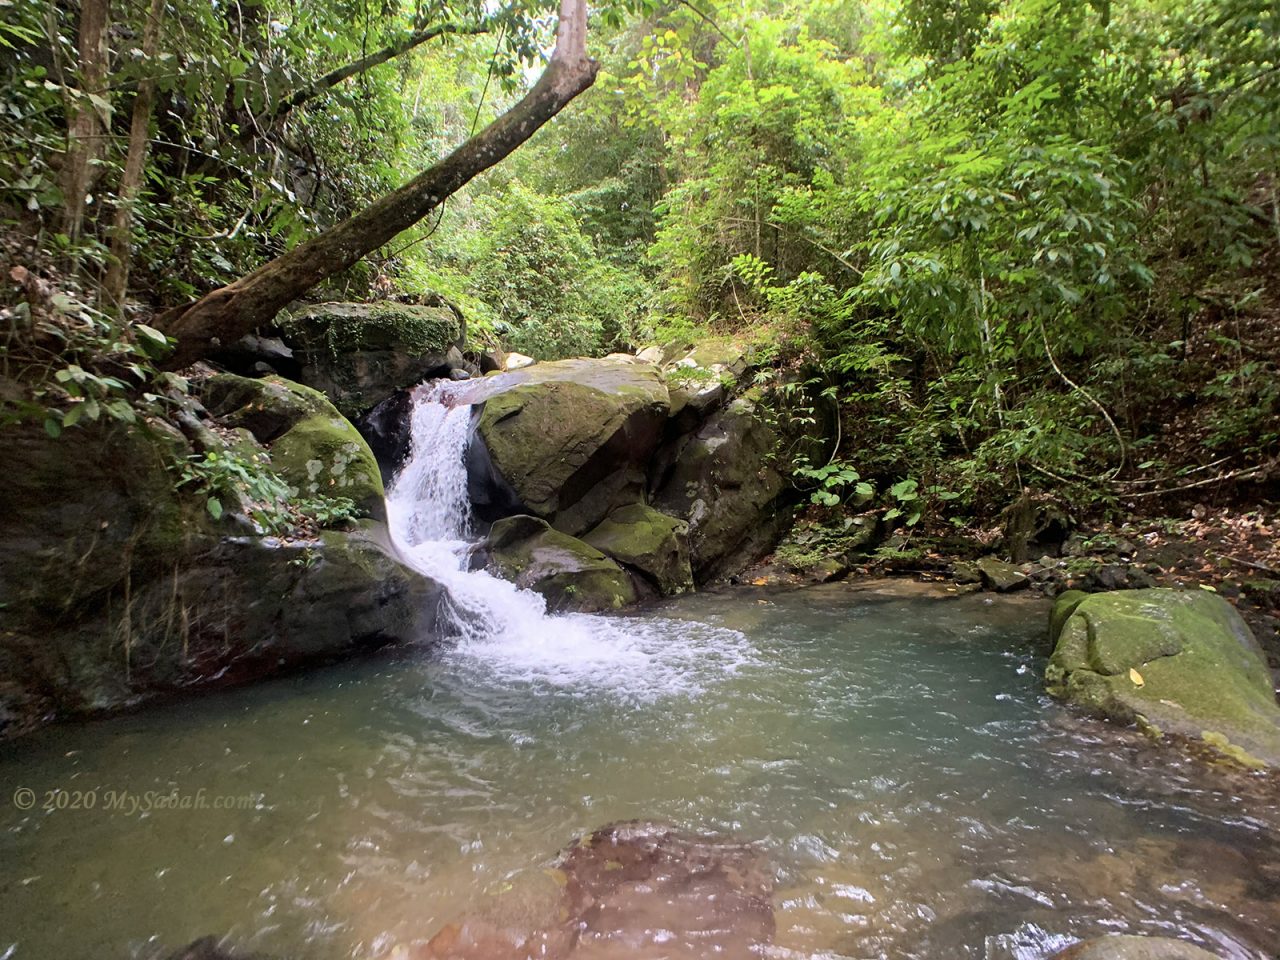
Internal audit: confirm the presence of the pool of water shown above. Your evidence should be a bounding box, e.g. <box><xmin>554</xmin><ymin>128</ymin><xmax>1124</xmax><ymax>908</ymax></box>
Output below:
<box><xmin>1</xmin><ymin>583</ymin><xmax>1277</xmax><ymax>960</ymax></box>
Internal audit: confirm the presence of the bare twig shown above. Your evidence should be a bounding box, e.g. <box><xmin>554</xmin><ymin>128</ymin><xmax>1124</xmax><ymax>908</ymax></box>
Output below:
<box><xmin>1040</xmin><ymin>319</ymin><xmax>1127</xmax><ymax>480</ymax></box>
<box><xmin>1208</xmin><ymin>551</ymin><xmax>1279</xmax><ymax>576</ymax></box>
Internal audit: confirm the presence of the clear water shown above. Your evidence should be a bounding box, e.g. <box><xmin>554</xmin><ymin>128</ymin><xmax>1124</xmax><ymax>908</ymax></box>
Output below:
<box><xmin>1</xmin><ymin>389</ymin><xmax>1277</xmax><ymax>960</ymax></box>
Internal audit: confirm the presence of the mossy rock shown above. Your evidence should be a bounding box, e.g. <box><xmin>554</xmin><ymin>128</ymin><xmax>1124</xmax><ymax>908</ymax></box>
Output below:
<box><xmin>583</xmin><ymin>504</ymin><xmax>693</xmax><ymax>596</ymax></box>
<box><xmin>473</xmin><ymin>359</ymin><xmax>670</xmax><ymax>536</ymax></box>
<box><xmin>976</xmin><ymin>556</ymin><xmax>1030</xmax><ymax>592</ymax></box>
<box><xmin>280</xmin><ymin>301</ymin><xmax>465</xmax><ymax>416</ymax></box>
<box><xmin>652</xmin><ymin>396</ymin><xmax>788</xmax><ymax>582</ymax></box>
<box><xmin>204</xmin><ymin>374</ymin><xmax>385</xmax><ymax>519</ymax></box>
<box><xmin>1045</xmin><ymin>588</ymin><xmax>1280</xmax><ymax>768</ymax></box>
<box><xmin>0</xmin><ymin>412</ymin><xmax>436</xmax><ymax>738</ymax></box>
<box><xmin>486</xmin><ymin>515</ymin><xmax>637</xmax><ymax>613</ymax></box>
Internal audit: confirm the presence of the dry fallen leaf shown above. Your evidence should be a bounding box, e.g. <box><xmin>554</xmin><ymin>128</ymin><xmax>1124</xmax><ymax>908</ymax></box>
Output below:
<box><xmin>1129</xmin><ymin>668</ymin><xmax>1145</xmax><ymax>687</ymax></box>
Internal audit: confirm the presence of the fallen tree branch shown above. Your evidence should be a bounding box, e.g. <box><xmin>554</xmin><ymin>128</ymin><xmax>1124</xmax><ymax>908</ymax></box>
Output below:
<box><xmin>1124</xmin><ymin>462</ymin><xmax>1271</xmax><ymax>499</ymax></box>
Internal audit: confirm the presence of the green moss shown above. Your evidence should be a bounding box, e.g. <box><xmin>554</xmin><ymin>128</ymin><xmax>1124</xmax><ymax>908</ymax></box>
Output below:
<box><xmin>282</xmin><ymin>301</ymin><xmax>462</xmax><ymax>357</ymax></box>
<box><xmin>583</xmin><ymin>504</ymin><xmax>693</xmax><ymax>595</ymax></box>
<box><xmin>487</xmin><ymin>516</ymin><xmax>638</xmax><ymax>612</ymax></box>
<box><xmin>774</xmin><ymin>518</ymin><xmax>877</xmax><ymax>572</ymax></box>
<box><xmin>206</xmin><ymin>375</ymin><xmax>384</xmax><ymax>519</ymax></box>
<box><xmin>271</xmin><ymin>417</ymin><xmax>383</xmax><ymax>514</ymax></box>
<box><xmin>1048</xmin><ymin>589</ymin><xmax>1089</xmax><ymax>643</ymax></box>
<box><xmin>1045</xmin><ymin>588</ymin><xmax>1280</xmax><ymax>767</ymax></box>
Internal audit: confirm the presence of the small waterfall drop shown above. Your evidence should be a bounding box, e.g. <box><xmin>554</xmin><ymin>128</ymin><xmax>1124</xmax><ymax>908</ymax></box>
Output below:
<box><xmin>385</xmin><ymin>382</ymin><xmax>753</xmax><ymax>696</ymax></box>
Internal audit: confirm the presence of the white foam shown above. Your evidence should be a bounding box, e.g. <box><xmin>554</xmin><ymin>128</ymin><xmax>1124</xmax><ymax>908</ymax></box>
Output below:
<box><xmin>385</xmin><ymin>383</ymin><xmax>753</xmax><ymax>699</ymax></box>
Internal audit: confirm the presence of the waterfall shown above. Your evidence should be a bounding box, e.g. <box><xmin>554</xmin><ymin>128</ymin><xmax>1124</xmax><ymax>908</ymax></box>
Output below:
<box><xmin>384</xmin><ymin>382</ymin><xmax>754</xmax><ymax>696</ymax></box>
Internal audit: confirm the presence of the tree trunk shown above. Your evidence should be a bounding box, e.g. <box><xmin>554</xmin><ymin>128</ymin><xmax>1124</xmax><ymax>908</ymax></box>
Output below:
<box><xmin>158</xmin><ymin>0</ymin><xmax>597</xmax><ymax>368</ymax></box>
<box><xmin>60</xmin><ymin>0</ymin><xmax>111</xmax><ymax>258</ymax></box>
<box><xmin>102</xmin><ymin>0</ymin><xmax>164</xmax><ymax>312</ymax></box>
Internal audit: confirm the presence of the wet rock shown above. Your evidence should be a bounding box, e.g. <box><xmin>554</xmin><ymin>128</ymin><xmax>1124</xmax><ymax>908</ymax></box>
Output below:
<box><xmin>952</xmin><ymin>560</ymin><xmax>982</xmax><ymax>585</ymax></box>
<box><xmin>583</xmin><ymin>503</ymin><xmax>693</xmax><ymax>596</ymax></box>
<box><xmin>279</xmin><ymin>300</ymin><xmax>464</xmax><ymax>416</ymax></box>
<box><xmin>1045</xmin><ymin>588</ymin><xmax>1280</xmax><ymax>768</ymax></box>
<box><xmin>354</xmin><ymin>389</ymin><xmax>415</xmax><ymax>484</ymax></box>
<box><xmin>652</xmin><ymin>395</ymin><xmax>788</xmax><ymax>582</ymax></box>
<box><xmin>1050</xmin><ymin>934</ymin><xmax>1223</xmax><ymax>960</ymax></box>
<box><xmin>977</xmin><ymin>557</ymin><xmax>1030</xmax><ymax>592</ymax></box>
<box><xmin>486</xmin><ymin>515</ymin><xmax>637</xmax><ymax>613</ymax></box>
<box><xmin>472</xmin><ymin>359</ymin><xmax>669</xmax><ymax>536</ymax></box>
<box><xmin>0</xmin><ymin>416</ymin><xmax>439</xmax><ymax>738</ymax></box>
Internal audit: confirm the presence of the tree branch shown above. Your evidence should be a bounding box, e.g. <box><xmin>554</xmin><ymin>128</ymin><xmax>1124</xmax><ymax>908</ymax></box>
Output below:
<box><xmin>159</xmin><ymin>0</ymin><xmax>598</xmax><ymax>367</ymax></box>
<box><xmin>252</xmin><ymin>20</ymin><xmax>490</xmax><ymax>135</ymax></box>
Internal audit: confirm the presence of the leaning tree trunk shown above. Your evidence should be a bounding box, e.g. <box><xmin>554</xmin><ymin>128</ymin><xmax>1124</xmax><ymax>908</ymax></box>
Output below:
<box><xmin>158</xmin><ymin>0</ymin><xmax>597</xmax><ymax>368</ymax></box>
<box><xmin>60</xmin><ymin>0</ymin><xmax>111</xmax><ymax>262</ymax></box>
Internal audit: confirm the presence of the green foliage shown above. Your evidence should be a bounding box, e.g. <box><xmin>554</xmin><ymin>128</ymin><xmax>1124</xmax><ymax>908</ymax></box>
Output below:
<box><xmin>173</xmin><ymin>449</ymin><xmax>291</xmax><ymax>530</ymax></box>
<box><xmin>793</xmin><ymin>458</ymin><xmax>873</xmax><ymax>507</ymax></box>
<box><xmin>172</xmin><ymin>450</ymin><xmax>361</xmax><ymax>533</ymax></box>
<box><xmin>4</xmin><ymin>0</ymin><xmax>1277</xmax><ymax>538</ymax></box>
<box><xmin>295</xmin><ymin>495</ymin><xmax>361</xmax><ymax>528</ymax></box>
<box><xmin>430</xmin><ymin>181</ymin><xmax>652</xmax><ymax>358</ymax></box>
<box><xmin>612</xmin><ymin>0</ymin><xmax>1279</xmax><ymax>523</ymax></box>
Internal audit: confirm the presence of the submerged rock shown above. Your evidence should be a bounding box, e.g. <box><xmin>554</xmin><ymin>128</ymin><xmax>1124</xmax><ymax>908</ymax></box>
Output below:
<box><xmin>555</xmin><ymin>820</ymin><xmax>775</xmax><ymax>958</ymax></box>
<box><xmin>485</xmin><ymin>515</ymin><xmax>637</xmax><ymax>613</ymax></box>
<box><xmin>1050</xmin><ymin>935</ymin><xmax>1223</xmax><ymax>960</ymax></box>
<box><xmin>420</xmin><ymin>820</ymin><xmax>774</xmax><ymax>960</ymax></box>
<box><xmin>583</xmin><ymin>503</ymin><xmax>693</xmax><ymax>595</ymax></box>
<box><xmin>157</xmin><ymin>936</ymin><xmax>263</xmax><ymax>960</ymax></box>
<box><xmin>1045</xmin><ymin>588</ymin><xmax>1280</xmax><ymax>768</ymax></box>
<box><xmin>280</xmin><ymin>300</ymin><xmax>464</xmax><ymax>417</ymax></box>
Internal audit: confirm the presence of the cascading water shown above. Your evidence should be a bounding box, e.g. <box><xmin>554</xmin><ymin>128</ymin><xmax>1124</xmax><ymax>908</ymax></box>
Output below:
<box><xmin>385</xmin><ymin>381</ymin><xmax>753</xmax><ymax>696</ymax></box>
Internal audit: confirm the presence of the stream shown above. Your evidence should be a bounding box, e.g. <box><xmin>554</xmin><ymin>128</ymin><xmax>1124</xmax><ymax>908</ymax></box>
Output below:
<box><xmin>0</xmin><ymin>386</ymin><xmax>1276</xmax><ymax>960</ymax></box>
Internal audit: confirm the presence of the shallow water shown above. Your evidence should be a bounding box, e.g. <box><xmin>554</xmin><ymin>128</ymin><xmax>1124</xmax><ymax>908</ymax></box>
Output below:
<box><xmin>1</xmin><ymin>583</ymin><xmax>1277</xmax><ymax>960</ymax></box>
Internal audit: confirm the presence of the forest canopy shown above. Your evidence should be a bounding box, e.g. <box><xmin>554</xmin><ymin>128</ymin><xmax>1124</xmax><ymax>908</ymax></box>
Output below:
<box><xmin>2</xmin><ymin>0</ymin><xmax>1277</xmax><ymax>521</ymax></box>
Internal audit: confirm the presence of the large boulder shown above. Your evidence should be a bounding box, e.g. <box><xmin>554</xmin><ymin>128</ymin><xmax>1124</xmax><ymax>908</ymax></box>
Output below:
<box><xmin>470</xmin><ymin>359</ymin><xmax>670</xmax><ymax>535</ymax></box>
<box><xmin>0</xmin><ymin>414</ymin><xmax>439</xmax><ymax>739</ymax></box>
<box><xmin>1050</xmin><ymin>935</ymin><xmax>1222</xmax><ymax>960</ymax></box>
<box><xmin>1045</xmin><ymin>588</ymin><xmax>1280</xmax><ymax>768</ymax></box>
<box><xmin>652</xmin><ymin>394</ymin><xmax>789</xmax><ymax>581</ymax></box>
<box><xmin>202</xmin><ymin>374</ymin><xmax>384</xmax><ymax>519</ymax></box>
<box><xmin>279</xmin><ymin>300</ymin><xmax>464</xmax><ymax>416</ymax></box>
<box><xmin>485</xmin><ymin>515</ymin><xmax>637</xmax><ymax>613</ymax></box>
<box><xmin>583</xmin><ymin>503</ymin><xmax>693</xmax><ymax>596</ymax></box>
